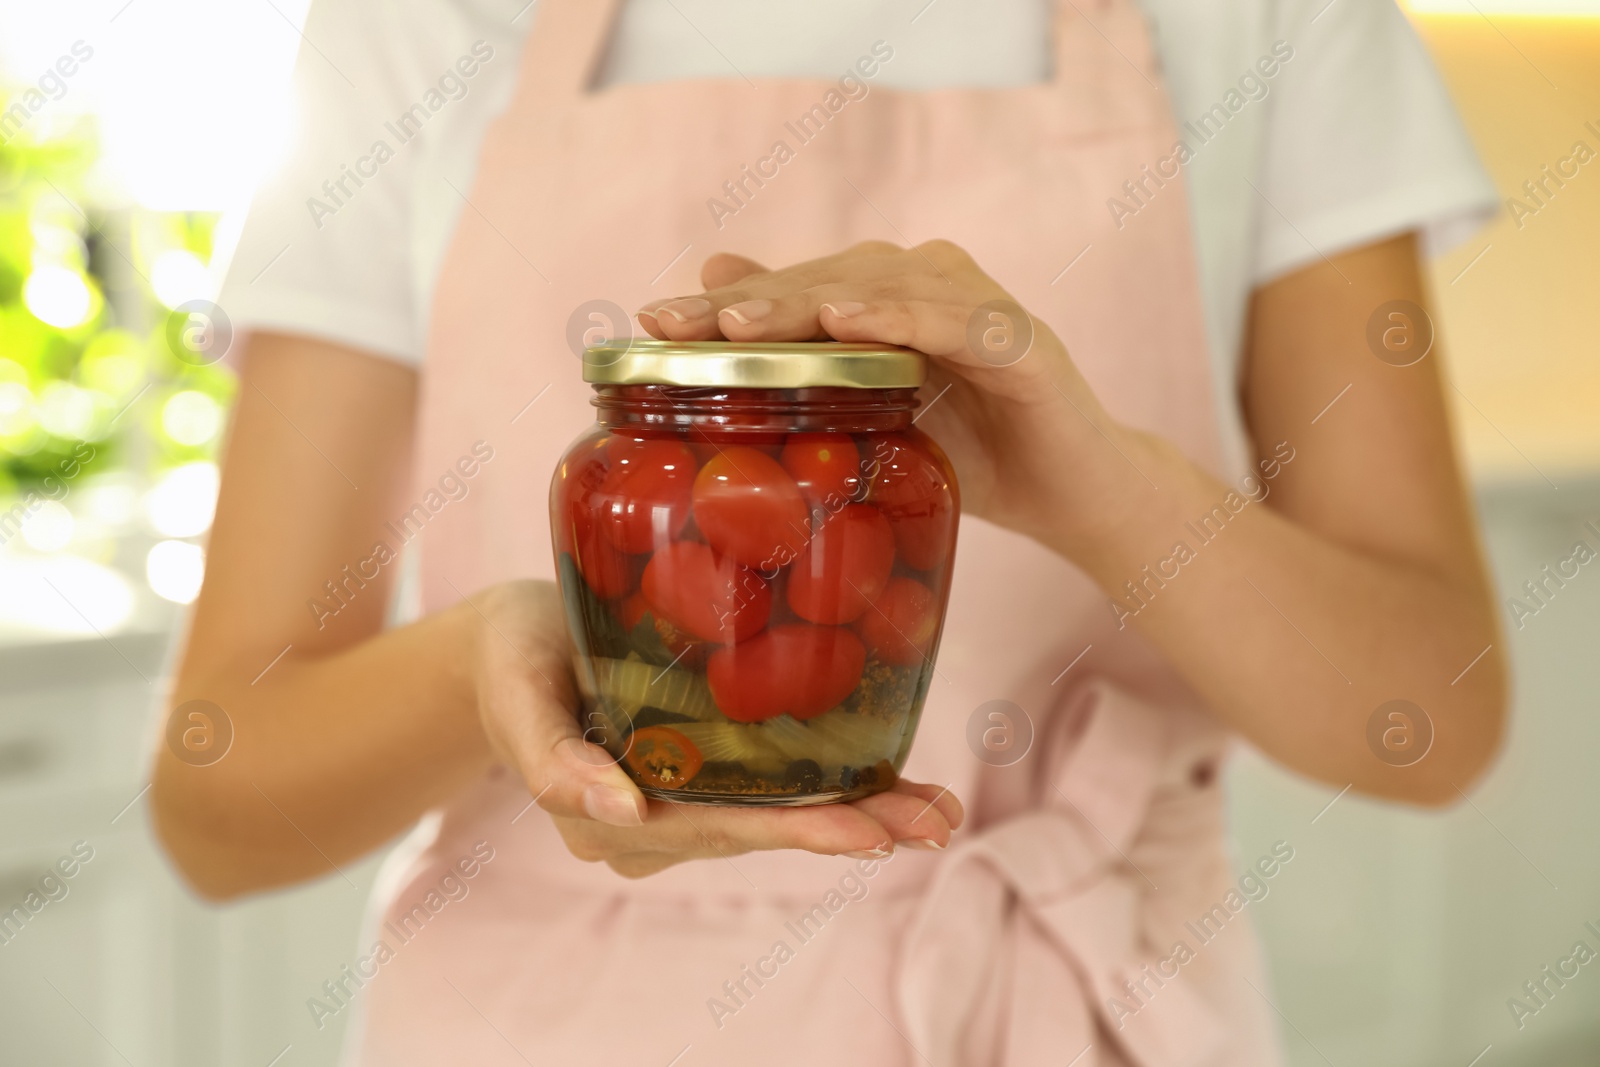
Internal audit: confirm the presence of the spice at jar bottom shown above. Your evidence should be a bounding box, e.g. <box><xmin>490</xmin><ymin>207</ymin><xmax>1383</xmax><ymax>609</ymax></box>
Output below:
<box><xmin>550</xmin><ymin>339</ymin><xmax>959</xmax><ymax>805</ymax></box>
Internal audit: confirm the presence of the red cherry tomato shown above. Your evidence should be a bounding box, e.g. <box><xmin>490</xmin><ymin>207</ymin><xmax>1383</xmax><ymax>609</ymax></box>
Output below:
<box><xmin>641</xmin><ymin>541</ymin><xmax>771</xmax><ymax>643</ymax></box>
<box><xmin>573</xmin><ymin>516</ymin><xmax>636</xmax><ymax>598</ymax></box>
<box><xmin>868</xmin><ymin>435</ymin><xmax>955</xmax><ymax>571</ymax></box>
<box><xmin>552</xmin><ymin>439</ymin><xmax>607</xmax><ymax>557</ymax></box>
<box><xmin>887</xmin><ymin>508</ymin><xmax>954</xmax><ymax>573</ymax></box>
<box><xmin>691</xmin><ymin>446</ymin><xmax>808</xmax><ymax>569</ymax></box>
<box><xmin>687</xmin><ymin>442</ymin><xmax>724</xmax><ymax>465</ymax></box>
<box><xmin>865</xmin><ymin>436</ymin><xmax>941</xmax><ymax>508</ymax></box>
<box><xmin>787</xmin><ymin>504</ymin><xmax>895</xmax><ymax>625</ymax></box>
<box><xmin>559</xmin><ymin>446</ymin><xmax>637</xmax><ymax>598</ymax></box>
<box><xmin>858</xmin><ymin>577</ymin><xmax>939</xmax><ymax>666</ymax></box>
<box><xmin>619</xmin><ymin>590</ymin><xmax>650</xmax><ymax>631</ymax></box>
<box><xmin>707</xmin><ymin>624</ymin><xmax>866</xmax><ymax>722</ymax></box>
<box><xmin>781</xmin><ymin>434</ymin><xmax>862</xmax><ymax>506</ymax></box>
<box><xmin>624</xmin><ymin>726</ymin><xmax>704</xmax><ymax>788</ymax></box>
<box><xmin>595</xmin><ymin>438</ymin><xmax>697</xmax><ymax>554</ymax></box>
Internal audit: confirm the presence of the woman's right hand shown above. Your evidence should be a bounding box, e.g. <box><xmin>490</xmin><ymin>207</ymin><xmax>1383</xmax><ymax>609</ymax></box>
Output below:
<box><xmin>639</xmin><ymin>243</ymin><xmax>1144</xmax><ymax>556</ymax></box>
<box><xmin>470</xmin><ymin>579</ymin><xmax>965</xmax><ymax>879</ymax></box>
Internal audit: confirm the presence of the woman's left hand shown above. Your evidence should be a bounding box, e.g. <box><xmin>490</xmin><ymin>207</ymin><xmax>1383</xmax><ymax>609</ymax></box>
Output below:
<box><xmin>638</xmin><ymin>236</ymin><xmax>1509</xmax><ymax>809</ymax></box>
<box><xmin>637</xmin><ymin>241</ymin><xmax>1149</xmax><ymax>552</ymax></box>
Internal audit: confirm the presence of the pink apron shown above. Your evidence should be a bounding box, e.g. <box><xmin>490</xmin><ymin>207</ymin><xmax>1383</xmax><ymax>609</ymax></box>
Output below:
<box><xmin>351</xmin><ymin>1</ymin><xmax>1282</xmax><ymax>1063</ymax></box>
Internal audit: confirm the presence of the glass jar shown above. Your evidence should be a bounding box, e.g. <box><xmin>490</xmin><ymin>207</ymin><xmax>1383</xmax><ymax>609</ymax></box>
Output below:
<box><xmin>550</xmin><ymin>340</ymin><xmax>959</xmax><ymax>805</ymax></box>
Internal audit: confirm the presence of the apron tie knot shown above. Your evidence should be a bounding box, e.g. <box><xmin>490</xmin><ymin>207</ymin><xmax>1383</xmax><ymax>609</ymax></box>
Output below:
<box><xmin>895</xmin><ymin>681</ymin><xmax>1228</xmax><ymax>1067</ymax></box>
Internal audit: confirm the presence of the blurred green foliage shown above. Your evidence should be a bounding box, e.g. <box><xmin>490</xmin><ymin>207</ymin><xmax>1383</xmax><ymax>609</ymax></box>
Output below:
<box><xmin>0</xmin><ymin>101</ymin><xmax>235</xmax><ymax>501</ymax></box>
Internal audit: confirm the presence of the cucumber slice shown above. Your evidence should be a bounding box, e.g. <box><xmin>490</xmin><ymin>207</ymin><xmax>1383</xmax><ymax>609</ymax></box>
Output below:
<box><xmin>758</xmin><ymin>715</ymin><xmax>816</xmax><ymax>761</ymax></box>
<box><xmin>590</xmin><ymin>656</ymin><xmax>720</xmax><ymax>722</ymax></box>
<box><xmin>749</xmin><ymin>711</ymin><xmax>905</xmax><ymax>770</ymax></box>
<box><xmin>803</xmin><ymin>709</ymin><xmax>906</xmax><ymax>767</ymax></box>
<box><xmin>672</xmin><ymin>722</ymin><xmax>788</xmax><ymax>773</ymax></box>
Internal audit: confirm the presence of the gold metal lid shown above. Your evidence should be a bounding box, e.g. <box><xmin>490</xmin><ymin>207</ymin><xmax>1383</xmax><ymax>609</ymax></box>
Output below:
<box><xmin>583</xmin><ymin>339</ymin><xmax>925</xmax><ymax>389</ymax></box>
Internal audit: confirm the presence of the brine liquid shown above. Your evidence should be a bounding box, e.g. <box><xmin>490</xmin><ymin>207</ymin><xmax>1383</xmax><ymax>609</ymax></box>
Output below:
<box><xmin>551</xmin><ymin>405</ymin><xmax>957</xmax><ymax>805</ymax></box>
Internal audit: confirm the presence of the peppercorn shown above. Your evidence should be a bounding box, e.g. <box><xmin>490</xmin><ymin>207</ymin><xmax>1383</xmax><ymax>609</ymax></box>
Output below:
<box><xmin>784</xmin><ymin>759</ymin><xmax>823</xmax><ymax>792</ymax></box>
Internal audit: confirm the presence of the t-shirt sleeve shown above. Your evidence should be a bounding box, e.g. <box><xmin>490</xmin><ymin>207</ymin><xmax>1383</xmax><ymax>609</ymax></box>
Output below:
<box><xmin>1251</xmin><ymin>0</ymin><xmax>1498</xmax><ymax>283</ymax></box>
<box><xmin>215</xmin><ymin>0</ymin><xmax>427</xmax><ymax>364</ymax></box>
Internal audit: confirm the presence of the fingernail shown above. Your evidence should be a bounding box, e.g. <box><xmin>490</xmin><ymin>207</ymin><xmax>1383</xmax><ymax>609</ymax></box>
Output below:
<box><xmin>900</xmin><ymin>838</ymin><xmax>946</xmax><ymax>851</ymax></box>
<box><xmin>844</xmin><ymin>846</ymin><xmax>894</xmax><ymax>860</ymax></box>
<box><xmin>822</xmin><ymin>301</ymin><xmax>866</xmax><ymax>318</ymax></box>
<box><xmin>583</xmin><ymin>783</ymin><xmax>644</xmax><ymax>827</ymax></box>
<box><xmin>720</xmin><ymin>300</ymin><xmax>772</xmax><ymax>326</ymax></box>
<box><xmin>656</xmin><ymin>298</ymin><xmax>712</xmax><ymax>323</ymax></box>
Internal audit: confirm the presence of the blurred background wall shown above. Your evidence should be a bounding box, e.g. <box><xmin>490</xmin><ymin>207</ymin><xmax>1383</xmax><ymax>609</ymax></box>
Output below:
<box><xmin>1</xmin><ymin>2</ymin><xmax>1596</xmax><ymax>1065</ymax></box>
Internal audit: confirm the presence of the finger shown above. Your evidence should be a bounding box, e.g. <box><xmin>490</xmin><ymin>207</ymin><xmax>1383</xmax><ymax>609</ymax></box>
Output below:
<box><xmin>634</xmin><ymin>253</ymin><xmax>773</xmax><ymax>340</ymax></box>
<box><xmin>710</xmin><ymin>241</ymin><xmax>904</xmax><ymax>302</ymax></box>
<box><xmin>715</xmin><ymin>275</ymin><xmax>953</xmax><ymax>344</ymax></box>
<box><xmin>888</xmin><ymin>779</ymin><xmax>967</xmax><ymax>830</ymax></box>
<box><xmin>850</xmin><ymin>782</ymin><xmax>959</xmax><ymax>848</ymax></box>
<box><xmin>717</xmin><ymin>289</ymin><xmax>823</xmax><ymax>341</ymax></box>
<box><xmin>555</xmin><ymin>796</ymin><xmax>899</xmax><ymax>863</ymax></box>
<box><xmin>819</xmin><ymin>297</ymin><xmax>980</xmax><ymax>361</ymax></box>
<box><xmin>701</xmin><ymin>241</ymin><xmax>902</xmax><ymax>303</ymax></box>
<box><xmin>479</xmin><ymin>638</ymin><xmax>646</xmax><ymax>828</ymax></box>
<box><xmin>635</xmin><ymin>297</ymin><xmax>720</xmax><ymax>340</ymax></box>
<box><xmin>636</xmin><ymin>242</ymin><xmax>915</xmax><ymax>342</ymax></box>
<box><xmin>701</xmin><ymin>252</ymin><xmax>769</xmax><ymax>290</ymax></box>
<box><xmin>664</xmin><ymin>799</ymin><xmax>898</xmax><ymax>857</ymax></box>
<box><xmin>635</xmin><ymin>309</ymin><xmax>669</xmax><ymax>340</ymax></box>
<box><xmin>641</xmin><ymin>294</ymin><xmax>726</xmax><ymax>341</ymax></box>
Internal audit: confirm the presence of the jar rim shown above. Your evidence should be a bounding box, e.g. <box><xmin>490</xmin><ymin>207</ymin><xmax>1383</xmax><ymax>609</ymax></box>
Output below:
<box><xmin>583</xmin><ymin>339</ymin><xmax>926</xmax><ymax>390</ymax></box>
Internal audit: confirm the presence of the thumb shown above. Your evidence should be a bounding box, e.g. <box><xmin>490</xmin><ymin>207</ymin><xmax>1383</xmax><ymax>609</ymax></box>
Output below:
<box><xmin>701</xmin><ymin>252</ymin><xmax>769</xmax><ymax>290</ymax></box>
<box><xmin>484</xmin><ymin>648</ymin><xmax>646</xmax><ymax>828</ymax></box>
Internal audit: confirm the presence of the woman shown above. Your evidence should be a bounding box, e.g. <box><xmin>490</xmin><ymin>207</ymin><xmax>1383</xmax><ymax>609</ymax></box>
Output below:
<box><xmin>153</xmin><ymin>0</ymin><xmax>1506</xmax><ymax>1062</ymax></box>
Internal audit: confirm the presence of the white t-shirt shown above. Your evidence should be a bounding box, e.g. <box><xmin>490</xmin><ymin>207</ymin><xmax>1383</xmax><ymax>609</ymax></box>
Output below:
<box><xmin>217</xmin><ymin>0</ymin><xmax>1496</xmax><ymax>460</ymax></box>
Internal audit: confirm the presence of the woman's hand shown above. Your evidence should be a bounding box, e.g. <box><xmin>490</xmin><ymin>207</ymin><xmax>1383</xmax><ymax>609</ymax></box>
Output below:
<box><xmin>470</xmin><ymin>579</ymin><xmax>964</xmax><ymax>879</ymax></box>
<box><xmin>634</xmin><ymin>236</ymin><xmax>1507</xmax><ymax>806</ymax></box>
<box><xmin>155</xmin><ymin>334</ymin><xmax>962</xmax><ymax>900</ymax></box>
<box><xmin>637</xmin><ymin>241</ymin><xmax>1142</xmax><ymax>552</ymax></box>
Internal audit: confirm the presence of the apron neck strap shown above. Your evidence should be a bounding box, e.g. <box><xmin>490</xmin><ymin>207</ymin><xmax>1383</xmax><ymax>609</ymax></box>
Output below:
<box><xmin>1051</xmin><ymin>0</ymin><xmax>1159</xmax><ymax>94</ymax></box>
<box><xmin>524</xmin><ymin>0</ymin><xmax>624</xmax><ymax>99</ymax></box>
<box><xmin>526</xmin><ymin>0</ymin><xmax>1143</xmax><ymax>101</ymax></box>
